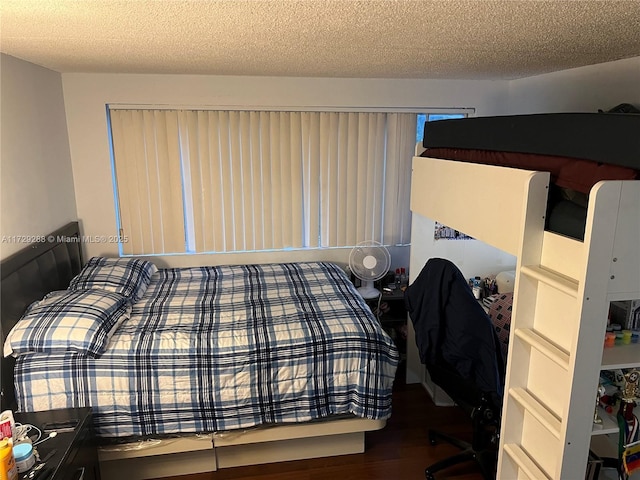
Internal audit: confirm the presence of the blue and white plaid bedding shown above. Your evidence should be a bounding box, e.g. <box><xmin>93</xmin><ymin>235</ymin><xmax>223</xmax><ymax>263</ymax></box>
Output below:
<box><xmin>15</xmin><ymin>262</ymin><xmax>399</xmax><ymax>438</ymax></box>
<box><xmin>5</xmin><ymin>290</ymin><xmax>131</xmax><ymax>357</ymax></box>
<box><xmin>68</xmin><ymin>256</ymin><xmax>158</xmax><ymax>302</ymax></box>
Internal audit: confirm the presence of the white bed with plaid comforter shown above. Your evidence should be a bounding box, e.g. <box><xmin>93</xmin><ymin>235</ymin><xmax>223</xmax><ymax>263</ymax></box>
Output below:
<box><xmin>15</xmin><ymin>262</ymin><xmax>399</xmax><ymax>438</ymax></box>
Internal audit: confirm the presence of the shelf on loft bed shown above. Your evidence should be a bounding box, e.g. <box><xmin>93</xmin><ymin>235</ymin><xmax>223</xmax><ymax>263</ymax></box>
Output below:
<box><xmin>601</xmin><ymin>343</ymin><xmax>640</xmax><ymax>370</ymax></box>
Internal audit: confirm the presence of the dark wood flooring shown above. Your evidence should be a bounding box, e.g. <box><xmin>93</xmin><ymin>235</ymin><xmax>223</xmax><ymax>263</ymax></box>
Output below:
<box><xmin>160</xmin><ymin>361</ymin><xmax>484</xmax><ymax>480</ymax></box>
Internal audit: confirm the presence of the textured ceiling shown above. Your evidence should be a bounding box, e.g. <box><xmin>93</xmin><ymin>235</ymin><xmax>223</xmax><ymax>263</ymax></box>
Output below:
<box><xmin>1</xmin><ymin>0</ymin><xmax>640</xmax><ymax>80</ymax></box>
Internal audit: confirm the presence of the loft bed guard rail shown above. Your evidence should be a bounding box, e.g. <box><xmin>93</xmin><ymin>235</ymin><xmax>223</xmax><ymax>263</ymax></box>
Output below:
<box><xmin>410</xmin><ymin>158</ymin><xmax>549</xmax><ymax>258</ymax></box>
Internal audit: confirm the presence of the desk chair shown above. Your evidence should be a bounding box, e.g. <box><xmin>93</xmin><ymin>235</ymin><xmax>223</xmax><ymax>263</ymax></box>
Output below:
<box><xmin>424</xmin><ymin>361</ymin><xmax>501</xmax><ymax>479</ymax></box>
<box><xmin>405</xmin><ymin>258</ymin><xmax>505</xmax><ymax>480</ymax></box>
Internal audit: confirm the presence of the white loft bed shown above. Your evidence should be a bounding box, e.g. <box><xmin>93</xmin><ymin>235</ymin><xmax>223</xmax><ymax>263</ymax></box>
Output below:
<box><xmin>409</xmin><ymin>152</ymin><xmax>640</xmax><ymax>478</ymax></box>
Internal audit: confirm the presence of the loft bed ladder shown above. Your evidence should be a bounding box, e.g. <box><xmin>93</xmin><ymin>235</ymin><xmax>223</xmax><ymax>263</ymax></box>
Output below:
<box><xmin>411</xmin><ymin>156</ymin><xmax>640</xmax><ymax>479</ymax></box>
<box><xmin>499</xmin><ymin>181</ymin><xmax>629</xmax><ymax>479</ymax></box>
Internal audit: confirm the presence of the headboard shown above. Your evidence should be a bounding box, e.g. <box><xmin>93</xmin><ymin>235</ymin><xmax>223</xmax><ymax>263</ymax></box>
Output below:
<box><xmin>1</xmin><ymin>222</ymin><xmax>83</xmax><ymax>411</ymax></box>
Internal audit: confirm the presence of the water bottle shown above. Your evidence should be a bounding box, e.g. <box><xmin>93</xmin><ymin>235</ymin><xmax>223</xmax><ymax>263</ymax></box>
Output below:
<box><xmin>472</xmin><ymin>276</ymin><xmax>482</xmax><ymax>300</ymax></box>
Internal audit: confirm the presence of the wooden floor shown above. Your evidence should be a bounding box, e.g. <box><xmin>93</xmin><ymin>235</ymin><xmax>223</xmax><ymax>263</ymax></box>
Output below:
<box><xmin>160</xmin><ymin>362</ymin><xmax>485</xmax><ymax>480</ymax></box>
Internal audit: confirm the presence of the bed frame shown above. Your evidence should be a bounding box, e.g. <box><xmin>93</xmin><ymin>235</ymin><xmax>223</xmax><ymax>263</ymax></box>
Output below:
<box><xmin>409</xmin><ymin>155</ymin><xmax>640</xmax><ymax>479</ymax></box>
<box><xmin>0</xmin><ymin>223</ymin><xmax>386</xmax><ymax>479</ymax></box>
<box><xmin>1</xmin><ymin>222</ymin><xmax>83</xmax><ymax>412</ymax></box>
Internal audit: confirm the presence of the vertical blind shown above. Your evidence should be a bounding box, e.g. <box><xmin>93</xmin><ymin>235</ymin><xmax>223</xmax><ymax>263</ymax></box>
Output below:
<box><xmin>109</xmin><ymin>109</ymin><xmax>415</xmax><ymax>255</ymax></box>
<box><xmin>110</xmin><ymin>110</ymin><xmax>186</xmax><ymax>255</ymax></box>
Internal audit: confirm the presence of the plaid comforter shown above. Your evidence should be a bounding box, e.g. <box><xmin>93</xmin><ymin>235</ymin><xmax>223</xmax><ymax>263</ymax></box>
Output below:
<box><xmin>15</xmin><ymin>262</ymin><xmax>399</xmax><ymax>438</ymax></box>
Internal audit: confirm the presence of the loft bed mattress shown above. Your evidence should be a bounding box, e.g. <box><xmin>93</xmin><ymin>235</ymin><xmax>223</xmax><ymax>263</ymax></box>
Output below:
<box><xmin>422</xmin><ymin>113</ymin><xmax>640</xmax><ymax>169</ymax></box>
<box><xmin>420</xmin><ymin>113</ymin><xmax>640</xmax><ymax>240</ymax></box>
<box><xmin>13</xmin><ymin>262</ymin><xmax>399</xmax><ymax>438</ymax></box>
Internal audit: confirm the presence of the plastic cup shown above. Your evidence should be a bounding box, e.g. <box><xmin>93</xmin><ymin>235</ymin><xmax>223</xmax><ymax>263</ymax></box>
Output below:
<box><xmin>604</xmin><ymin>332</ymin><xmax>616</xmax><ymax>348</ymax></box>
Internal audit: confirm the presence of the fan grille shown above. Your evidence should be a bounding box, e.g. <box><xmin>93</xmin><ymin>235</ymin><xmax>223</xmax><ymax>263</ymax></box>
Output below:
<box><xmin>349</xmin><ymin>241</ymin><xmax>391</xmax><ymax>281</ymax></box>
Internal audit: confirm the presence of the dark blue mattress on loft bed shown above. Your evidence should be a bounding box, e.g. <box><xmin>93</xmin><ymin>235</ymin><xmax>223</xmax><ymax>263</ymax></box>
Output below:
<box><xmin>420</xmin><ymin>113</ymin><xmax>640</xmax><ymax>240</ymax></box>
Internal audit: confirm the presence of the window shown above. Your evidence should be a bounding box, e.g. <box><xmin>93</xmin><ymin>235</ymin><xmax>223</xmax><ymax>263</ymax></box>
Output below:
<box><xmin>416</xmin><ymin>113</ymin><xmax>466</xmax><ymax>143</ymax></box>
<box><xmin>108</xmin><ymin>109</ymin><xmax>417</xmax><ymax>256</ymax></box>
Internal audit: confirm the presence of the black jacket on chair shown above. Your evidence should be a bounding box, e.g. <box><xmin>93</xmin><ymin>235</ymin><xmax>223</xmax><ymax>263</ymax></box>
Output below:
<box><xmin>404</xmin><ymin>258</ymin><xmax>505</xmax><ymax>402</ymax></box>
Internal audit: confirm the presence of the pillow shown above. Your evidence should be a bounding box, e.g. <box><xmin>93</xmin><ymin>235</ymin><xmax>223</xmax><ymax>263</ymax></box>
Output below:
<box><xmin>4</xmin><ymin>289</ymin><xmax>131</xmax><ymax>358</ymax></box>
<box><xmin>69</xmin><ymin>256</ymin><xmax>157</xmax><ymax>302</ymax></box>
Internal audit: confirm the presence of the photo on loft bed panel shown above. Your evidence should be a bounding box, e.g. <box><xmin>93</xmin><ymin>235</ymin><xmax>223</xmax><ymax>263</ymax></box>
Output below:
<box><xmin>434</xmin><ymin>222</ymin><xmax>474</xmax><ymax>241</ymax></box>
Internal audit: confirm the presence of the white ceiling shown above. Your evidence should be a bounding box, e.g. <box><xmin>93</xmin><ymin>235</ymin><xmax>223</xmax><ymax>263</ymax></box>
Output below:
<box><xmin>1</xmin><ymin>0</ymin><xmax>640</xmax><ymax>80</ymax></box>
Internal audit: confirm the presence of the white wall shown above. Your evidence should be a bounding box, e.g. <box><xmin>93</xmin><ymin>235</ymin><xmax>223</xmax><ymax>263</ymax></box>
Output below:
<box><xmin>0</xmin><ymin>54</ymin><xmax>77</xmax><ymax>259</ymax></box>
<box><xmin>508</xmin><ymin>56</ymin><xmax>640</xmax><ymax>113</ymax></box>
<box><xmin>62</xmin><ymin>73</ymin><xmax>509</xmax><ymax>268</ymax></box>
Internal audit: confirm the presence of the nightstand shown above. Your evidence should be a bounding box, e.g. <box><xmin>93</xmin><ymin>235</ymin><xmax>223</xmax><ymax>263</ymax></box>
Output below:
<box><xmin>14</xmin><ymin>407</ymin><xmax>100</xmax><ymax>480</ymax></box>
<box><xmin>378</xmin><ymin>288</ymin><xmax>407</xmax><ymax>327</ymax></box>
<box><xmin>363</xmin><ymin>288</ymin><xmax>408</xmax><ymax>362</ymax></box>
<box><xmin>364</xmin><ymin>288</ymin><xmax>407</xmax><ymax>327</ymax></box>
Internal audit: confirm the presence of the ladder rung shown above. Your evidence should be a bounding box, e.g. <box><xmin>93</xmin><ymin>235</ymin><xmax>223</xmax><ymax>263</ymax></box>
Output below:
<box><xmin>509</xmin><ymin>387</ymin><xmax>562</xmax><ymax>439</ymax></box>
<box><xmin>515</xmin><ymin>328</ymin><xmax>570</xmax><ymax>370</ymax></box>
<box><xmin>520</xmin><ymin>265</ymin><xmax>579</xmax><ymax>298</ymax></box>
<box><xmin>504</xmin><ymin>443</ymin><xmax>551</xmax><ymax>480</ymax></box>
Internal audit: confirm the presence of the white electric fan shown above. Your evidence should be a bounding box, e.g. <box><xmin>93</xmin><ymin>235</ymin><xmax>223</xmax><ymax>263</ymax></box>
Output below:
<box><xmin>349</xmin><ymin>240</ymin><xmax>391</xmax><ymax>299</ymax></box>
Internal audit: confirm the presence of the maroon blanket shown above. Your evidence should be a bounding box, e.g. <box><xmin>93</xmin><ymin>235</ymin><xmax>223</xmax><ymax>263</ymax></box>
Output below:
<box><xmin>421</xmin><ymin>147</ymin><xmax>638</xmax><ymax>194</ymax></box>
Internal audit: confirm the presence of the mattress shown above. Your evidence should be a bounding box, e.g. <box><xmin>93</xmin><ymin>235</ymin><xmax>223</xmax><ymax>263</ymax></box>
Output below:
<box><xmin>14</xmin><ymin>262</ymin><xmax>399</xmax><ymax>438</ymax></box>
<box><xmin>423</xmin><ymin>113</ymin><xmax>640</xmax><ymax>169</ymax></box>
